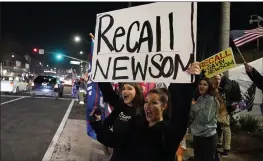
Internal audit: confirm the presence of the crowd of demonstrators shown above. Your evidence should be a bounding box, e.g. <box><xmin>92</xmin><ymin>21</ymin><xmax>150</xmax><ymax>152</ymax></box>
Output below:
<box><xmin>86</xmin><ymin>61</ymin><xmax>257</xmax><ymax>161</ymax></box>
<box><xmin>88</xmin><ymin>62</ymin><xmax>201</xmax><ymax>161</ymax></box>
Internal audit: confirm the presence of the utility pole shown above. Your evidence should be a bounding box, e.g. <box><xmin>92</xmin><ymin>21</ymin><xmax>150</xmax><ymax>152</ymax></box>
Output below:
<box><xmin>220</xmin><ymin>2</ymin><xmax>231</xmax><ymax>78</ymax></box>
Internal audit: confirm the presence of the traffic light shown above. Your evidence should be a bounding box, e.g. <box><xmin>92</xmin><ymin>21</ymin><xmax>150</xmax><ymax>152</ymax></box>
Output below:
<box><xmin>56</xmin><ymin>53</ymin><xmax>63</xmax><ymax>60</ymax></box>
<box><xmin>33</xmin><ymin>48</ymin><xmax>38</xmax><ymax>53</ymax></box>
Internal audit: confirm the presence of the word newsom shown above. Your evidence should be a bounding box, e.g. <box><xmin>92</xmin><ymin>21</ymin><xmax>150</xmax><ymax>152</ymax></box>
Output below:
<box><xmin>92</xmin><ymin>53</ymin><xmax>194</xmax><ymax>81</ymax></box>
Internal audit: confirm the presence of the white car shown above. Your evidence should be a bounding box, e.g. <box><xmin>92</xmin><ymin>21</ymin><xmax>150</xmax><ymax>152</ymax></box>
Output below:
<box><xmin>1</xmin><ymin>76</ymin><xmax>29</xmax><ymax>94</ymax></box>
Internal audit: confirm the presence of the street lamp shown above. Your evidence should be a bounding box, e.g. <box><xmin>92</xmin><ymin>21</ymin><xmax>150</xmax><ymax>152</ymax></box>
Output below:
<box><xmin>249</xmin><ymin>15</ymin><xmax>263</xmax><ymax>50</ymax></box>
<box><xmin>74</xmin><ymin>36</ymin><xmax>81</xmax><ymax>42</ymax></box>
<box><xmin>46</xmin><ymin>65</ymin><xmax>49</xmax><ymax>67</ymax></box>
<box><xmin>80</xmin><ymin>51</ymin><xmax>83</xmax><ymax>55</ymax></box>
<box><xmin>73</xmin><ymin>35</ymin><xmax>91</xmax><ymax>45</ymax></box>
<box><xmin>12</xmin><ymin>55</ymin><xmax>14</xmax><ymax>58</ymax></box>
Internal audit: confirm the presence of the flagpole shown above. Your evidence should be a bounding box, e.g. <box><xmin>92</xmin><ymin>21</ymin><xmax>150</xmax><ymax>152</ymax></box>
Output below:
<box><xmin>230</xmin><ymin>37</ymin><xmax>246</xmax><ymax>63</ymax></box>
<box><xmin>235</xmin><ymin>45</ymin><xmax>246</xmax><ymax>63</ymax></box>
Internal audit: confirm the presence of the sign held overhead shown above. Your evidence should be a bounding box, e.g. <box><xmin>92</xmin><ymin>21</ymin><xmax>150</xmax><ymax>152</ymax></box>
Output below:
<box><xmin>92</xmin><ymin>2</ymin><xmax>197</xmax><ymax>83</ymax></box>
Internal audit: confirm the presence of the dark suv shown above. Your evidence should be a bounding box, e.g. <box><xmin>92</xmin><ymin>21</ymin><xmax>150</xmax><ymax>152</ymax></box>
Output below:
<box><xmin>30</xmin><ymin>75</ymin><xmax>63</xmax><ymax>99</ymax></box>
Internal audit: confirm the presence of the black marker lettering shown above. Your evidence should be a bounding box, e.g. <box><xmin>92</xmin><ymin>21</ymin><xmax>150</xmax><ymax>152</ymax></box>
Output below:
<box><xmin>97</xmin><ymin>14</ymin><xmax>114</xmax><ymax>54</ymax></box>
<box><xmin>127</xmin><ymin>21</ymin><xmax>140</xmax><ymax>53</ymax></box>
<box><xmin>112</xmin><ymin>56</ymin><xmax>129</xmax><ymax>80</ymax></box>
<box><xmin>169</xmin><ymin>12</ymin><xmax>174</xmax><ymax>50</ymax></box>
<box><xmin>93</xmin><ymin>57</ymin><xmax>112</xmax><ymax>80</ymax></box>
<box><xmin>131</xmin><ymin>55</ymin><xmax>149</xmax><ymax>80</ymax></box>
<box><xmin>156</xmin><ymin>16</ymin><xmax>161</xmax><ymax>52</ymax></box>
<box><xmin>113</xmin><ymin>27</ymin><xmax>125</xmax><ymax>52</ymax></box>
<box><xmin>149</xmin><ymin>54</ymin><xmax>163</xmax><ymax>78</ymax></box>
<box><xmin>137</xmin><ymin>21</ymin><xmax>153</xmax><ymax>53</ymax></box>
<box><xmin>173</xmin><ymin>53</ymin><xmax>194</xmax><ymax>79</ymax></box>
<box><xmin>161</xmin><ymin>56</ymin><xmax>174</xmax><ymax>78</ymax></box>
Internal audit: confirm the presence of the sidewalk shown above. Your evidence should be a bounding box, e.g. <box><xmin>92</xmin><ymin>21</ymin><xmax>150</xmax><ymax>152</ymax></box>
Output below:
<box><xmin>183</xmin><ymin>134</ymin><xmax>259</xmax><ymax>161</ymax></box>
<box><xmin>49</xmin><ymin>119</ymin><xmax>109</xmax><ymax>161</ymax></box>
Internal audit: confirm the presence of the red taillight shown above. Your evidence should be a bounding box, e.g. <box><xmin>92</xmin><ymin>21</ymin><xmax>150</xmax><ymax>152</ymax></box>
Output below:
<box><xmin>10</xmin><ymin>81</ymin><xmax>14</xmax><ymax>86</ymax></box>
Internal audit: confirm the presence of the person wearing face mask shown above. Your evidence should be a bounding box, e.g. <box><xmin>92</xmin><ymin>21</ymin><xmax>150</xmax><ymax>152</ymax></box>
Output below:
<box><xmin>190</xmin><ymin>77</ymin><xmax>220</xmax><ymax>161</ymax></box>
<box><xmin>90</xmin><ymin>62</ymin><xmax>201</xmax><ymax>161</ymax></box>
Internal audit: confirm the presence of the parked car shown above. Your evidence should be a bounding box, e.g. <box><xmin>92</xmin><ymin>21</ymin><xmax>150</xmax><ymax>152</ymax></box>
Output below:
<box><xmin>1</xmin><ymin>76</ymin><xmax>29</xmax><ymax>94</ymax></box>
<box><xmin>30</xmin><ymin>75</ymin><xmax>64</xmax><ymax>99</ymax></box>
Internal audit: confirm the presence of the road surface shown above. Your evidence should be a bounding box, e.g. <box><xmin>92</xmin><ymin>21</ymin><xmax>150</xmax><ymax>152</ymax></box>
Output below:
<box><xmin>0</xmin><ymin>86</ymin><xmax>86</xmax><ymax>161</ymax></box>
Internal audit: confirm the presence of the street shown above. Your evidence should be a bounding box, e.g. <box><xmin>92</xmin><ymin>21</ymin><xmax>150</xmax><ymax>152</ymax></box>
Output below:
<box><xmin>0</xmin><ymin>86</ymin><xmax>86</xmax><ymax>161</ymax></box>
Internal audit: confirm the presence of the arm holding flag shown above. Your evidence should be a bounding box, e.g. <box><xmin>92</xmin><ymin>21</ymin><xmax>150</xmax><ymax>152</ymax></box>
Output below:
<box><xmin>244</xmin><ymin>63</ymin><xmax>263</xmax><ymax>90</ymax></box>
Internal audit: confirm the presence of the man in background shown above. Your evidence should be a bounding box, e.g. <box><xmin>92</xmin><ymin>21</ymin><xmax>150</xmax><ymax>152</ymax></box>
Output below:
<box><xmin>217</xmin><ymin>73</ymin><xmax>242</xmax><ymax>157</ymax></box>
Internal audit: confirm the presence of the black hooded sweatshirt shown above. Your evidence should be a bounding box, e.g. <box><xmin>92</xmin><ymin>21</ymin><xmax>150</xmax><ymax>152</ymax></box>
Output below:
<box><xmin>90</xmin><ymin>81</ymin><xmax>197</xmax><ymax>161</ymax></box>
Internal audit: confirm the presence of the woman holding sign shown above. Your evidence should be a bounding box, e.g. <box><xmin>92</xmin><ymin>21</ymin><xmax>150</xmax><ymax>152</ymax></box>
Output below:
<box><xmin>89</xmin><ymin>62</ymin><xmax>201</xmax><ymax>161</ymax></box>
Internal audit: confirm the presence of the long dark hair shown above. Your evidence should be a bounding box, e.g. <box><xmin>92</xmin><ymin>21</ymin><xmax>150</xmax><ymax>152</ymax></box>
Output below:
<box><xmin>199</xmin><ymin>77</ymin><xmax>217</xmax><ymax>96</ymax></box>
<box><xmin>121</xmin><ymin>83</ymin><xmax>145</xmax><ymax>111</ymax></box>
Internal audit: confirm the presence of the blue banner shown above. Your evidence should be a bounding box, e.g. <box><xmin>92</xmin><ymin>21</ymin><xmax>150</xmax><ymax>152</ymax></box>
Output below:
<box><xmin>86</xmin><ymin>40</ymin><xmax>111</xmax><ymax>140</ymax></box>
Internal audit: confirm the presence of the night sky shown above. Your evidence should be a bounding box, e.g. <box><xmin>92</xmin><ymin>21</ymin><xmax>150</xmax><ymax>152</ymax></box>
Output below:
<box><xmin>2</xmin><ymin>2</ymin><xmax>263</xmax><ymax>68</ymax></box>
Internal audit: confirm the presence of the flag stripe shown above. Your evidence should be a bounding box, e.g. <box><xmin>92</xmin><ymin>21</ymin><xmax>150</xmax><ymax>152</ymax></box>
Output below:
<box><xmin>235</xmin><ymin>33</ymin><xmax>260</xmax><ymax>43</ymax></box>
<box><xmin>230</xmin><ymin>27</ymin><xmax>263</xmax><ymax>47</ymax></box>
<box><xmin>235</xmin><ymin>35</ymin><xmax>262</xmax><ymax>47</ymax></box>
<box><xmin>236</xmin><ymin>35</ymin><xmax>263</xmax><ymax>47</ymax></box>
<box><xmin>234</xmin><ymin>33</ymin><xmax>262</xmax><ymax>44</ymax></box>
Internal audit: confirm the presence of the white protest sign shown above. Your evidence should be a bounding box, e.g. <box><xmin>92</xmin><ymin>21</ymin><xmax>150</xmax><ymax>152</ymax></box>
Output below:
<box><xmin>92</xmin><ymin>2</ymin><xmax>197</xmax><ymax>83</ymax></box>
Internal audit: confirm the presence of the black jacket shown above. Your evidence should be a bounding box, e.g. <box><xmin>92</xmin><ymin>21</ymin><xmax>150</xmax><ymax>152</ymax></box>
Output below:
<box><xmin>141</xmin><ymin>83</ymin><xmax>196</xmax><ymax>161</ymax></box>
<box><xmin>246</xmin><ymin>67</ymin><xmax>263</xmax><ymax>91</ymax></box>
<box><xmin>90</xmin><ymin>81</ymin><xmax>197</xmax><ymax>161</ymax></box>
<box><xmin>90</xmin><ymin>82</ymin><xmax>146</xmax><ymax>161</ymax></box>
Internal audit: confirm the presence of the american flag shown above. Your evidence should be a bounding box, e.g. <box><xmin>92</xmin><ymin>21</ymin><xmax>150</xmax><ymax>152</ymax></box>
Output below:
<box><xmin>230</xmin><ymin>27</ymin><xmax>263</xmax><ymax>47</ymax></box>
<box><xmin>244</xmin><ymin>83</ymin><xmax>257</xmax><ymax>112</ymax></box>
